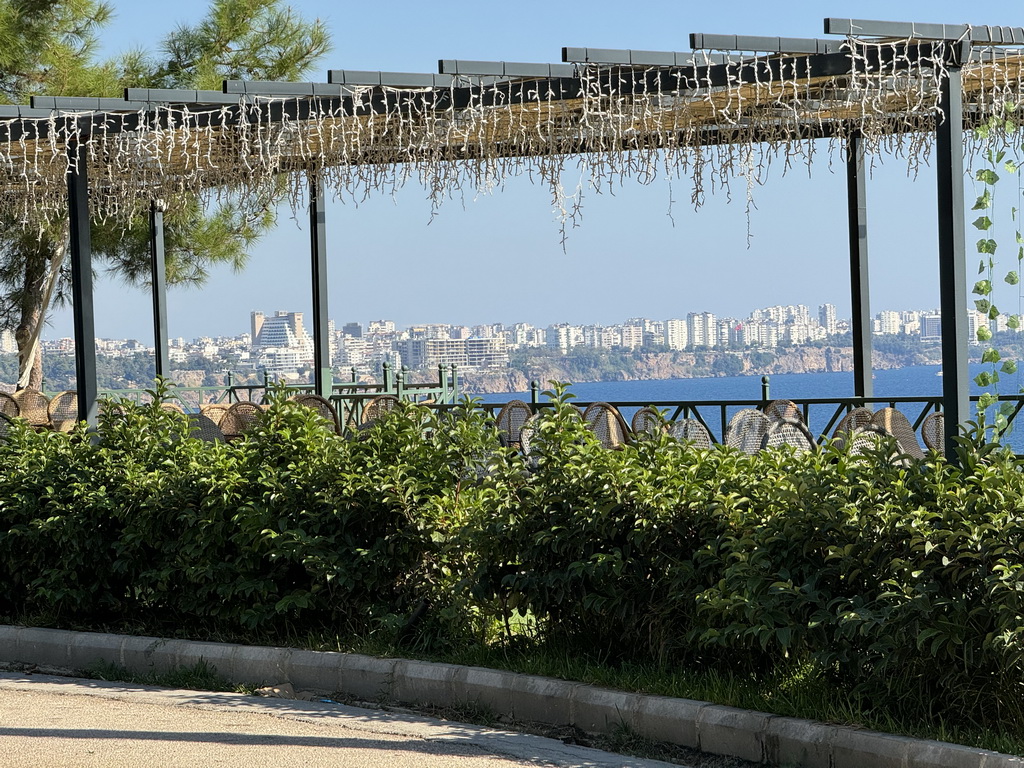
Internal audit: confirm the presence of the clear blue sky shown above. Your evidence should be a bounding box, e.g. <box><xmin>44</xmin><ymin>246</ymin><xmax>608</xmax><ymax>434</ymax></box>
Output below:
<box><xmin>44</xmin><ymin>0</ymin><xmax>1024</xmax><ymax>341</ymax></box>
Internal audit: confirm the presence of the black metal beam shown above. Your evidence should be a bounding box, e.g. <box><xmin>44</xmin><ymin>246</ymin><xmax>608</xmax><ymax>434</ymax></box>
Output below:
<box><xmin>824</xmin><ymin>18</ymin><xmax>1024</xmax><ymax>44</ymax></box>
<box><xmin>125</xmin><ymin>88</ymin><xmax>241</xmax><ymax>105</ymax></box>
<box><xmin>438</xmin><ymin>60</ymin><xmax>577</xmax><ymax>78</ymax></box>
<box><xmin>327</xmin><ymin>70</ymin><xmax>461</xmax><ymax>88</ymax></box>
<box><xmin>68</xmin><ymin>139</ymin><xmax>98</xmax><ymax>428</ymax></box>
<box><xmin>936</xmin><ymin>43</ymin><xmax>971</xmax><ymax>458</ymax></box>
<box><xmin>309</xmin><ymin>173</ymin><xmax>331</xmax><ymax>398</ymax></box>
<box><xmin>846</xmin><ymin>134</ymin><xmax>873</xmax><ymax>398</ymax></box>
<box><xmin>690</xmin><ymin>33</ymin><xmax>843</xmax><ymax>54</ymax></box>
<box><xmin>562</xmin><ymin>47</ymin><xmax>733</xmax><ymax>66</ymax></box>
<box><xmin>149</xmin><ymin>200</ymin><xmax>169</xmax><ymax>380</ymax></box>
<box><xmin>223</xmin><ymin>81</ymin><xmax>349</xmax><ymax>97</ymax></box>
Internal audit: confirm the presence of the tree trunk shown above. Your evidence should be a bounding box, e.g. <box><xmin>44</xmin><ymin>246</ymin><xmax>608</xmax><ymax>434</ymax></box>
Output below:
<box><xmin>14</xmin><ymin>234</ymin><xmax>59</xmax><ymax>390</ymax></box>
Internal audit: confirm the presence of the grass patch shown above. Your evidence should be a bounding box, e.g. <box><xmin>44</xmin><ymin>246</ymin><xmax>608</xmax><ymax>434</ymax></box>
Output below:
<box><xmin>81</xmin><ymin>658</ymin><xmax>249</xmax><ymax>694</ymax></box>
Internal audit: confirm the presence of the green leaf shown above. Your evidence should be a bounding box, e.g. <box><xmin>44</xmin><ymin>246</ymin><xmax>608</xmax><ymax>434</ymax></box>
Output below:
<box><xmin>989</xmin><ymin>305</ymin><xmax>1001</xmax><ymax>320</ymax></box>
<box><xmin>975</xmin><ymin>299</ymin><xmax>991</xmax><ymax>314</ymax></box>
<box><xmin>977</xmin><ymin>326</ymin><xmax>993</xmax><ymax>342</ymax></box>
<box><xmin>1008</xmin><ymin>315</ymin><xmax>1020</xmax><ymax>330</ymax></box>
<box><xmin>975</xmin><ymin>371</ymin><xmax>994</xmax><ymax>387</ymax></box>
<box><xmin>977</xmin><ymin>168</ymin><xmax>1000</xmax><ymax>185</ymax></box>
<box><xmin>1006</xmin><ymin>159</ymin><xmax>1019</xmax><ymax>173</ymax></box>
<box><xmin>980</xmin><ymin>259</ymin><xmax>988</xmax><ymax>274</ymax></box>
<box><xmin>973</xmin><ymin>216</ymin><xmax>993</xmax><ymax>231</ymax></box>
<box><xmin>982</xmin><ymin>347</ymin><xmax>1001</xmax><ymax>364</ymax></box>
<box><xmin>973</xmin><ymin>279</ymin><xmax>993</xmax><ymax>295</ymax></box>
<box><xmin>1006</xmin><ymin>271</ymin><xmax>1020</xmax><ymax>285</ymax></box>
<box><xmin>977</xmin><ymin>239</ymin><xmax>998</xmax><ymax>255</ymax></box>
<box><xmin>1002</xmin><ymin>360</ymin><xmax>1018</xmax><ymax>374</ymax></box>
<box><xmin>973</xmin><ymin>190</ymin><xmax>993</xmax><ymax>210</ymax></box>
<box><xmin>978</xmin><ymin>390</ymin><xmax>998</xmax><ymax>407</ymax></box>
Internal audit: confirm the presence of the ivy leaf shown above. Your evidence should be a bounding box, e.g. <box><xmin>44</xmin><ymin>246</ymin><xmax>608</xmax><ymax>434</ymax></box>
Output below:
<box><xmin>977</xmin><ymin>168</ymin><xmax>1000</xmax><ymax>185</ymax></box>
<box><xmin>980</xmin><ymin>259</ymin><xmax>987</xmax><ymax>274</ymax></box>
<box><xmin>1006</xmin><ymin>271</ymin><xmax>1020</xmax><ymax>285</ymax></box>
<box><xmin>973</xmin><ymin>190</ymin><xmax>993</xmax><ymax>210</ymax></box>
<box><xmin>1002</xmin><ymin>360</ymin><xmax>1018</xmax><ymax>374</ymax></box>
<box><xmin>977</xmin><ymin>326</ymin><xmax>993</xmax><ymax>342</ymax></box>
<box><xmin>1008</xmin><ymin>315</ymin><xmax>1021</xmax><ymax>330</ymax></box>
<box><xmin>973</xmin><ymin>216</ymin><xmax>993</xmax><ymax>231</ymax></box>
<box><xmin>1017</xmin><ymin>231</ymin><xmax>1024</xmax><ymax>244</ymax></box>
<box><xmin>975</xmin><ymin>299</ymin><xmax>991</xmax><ymax>313</ymax></box>
<box><xmin>1007</xmin><ymin>160</ymin><xmax>1019</xmax><ymax>173</ymax></box>
<box><xmin>982</xmin><ymin>347</ymin><xmax>1002</xmax><ymax>364</ymax></box>
<box><xmin>975</xmin><ymin>370</ymin><xmax>994</xmax><ymax>387</ymax></box>
<box><xmin>977</xmin><ymin>239</ymin><xmax>998</xmax><ymax>255</ymax></box>
<box><xmin>989</xmin><ymin>305</ymin><xmax>1001</xmax><ymax>320</ymax></box>
<box><xmin>973</xmin><ymin>279</ymin><xmax>993</xmax><ymax>295</ymax></box>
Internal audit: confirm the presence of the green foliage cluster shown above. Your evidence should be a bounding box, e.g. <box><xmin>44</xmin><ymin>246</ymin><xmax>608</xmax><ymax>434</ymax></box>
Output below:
<box><xmin>2</xmin><ymin>384</ymin><xmax>1024</xmax><ymax>731</ymax></box>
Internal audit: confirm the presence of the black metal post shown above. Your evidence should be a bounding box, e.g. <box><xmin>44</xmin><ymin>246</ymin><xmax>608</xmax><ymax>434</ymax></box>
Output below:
<box><xmin>847</xmin><ymin>133</ymin><xmax>874</xmax><ymax>399</ymax></box>
<box><xmin>936</xmin><ymin>43</ymin><xmax>971</xmax><ymax>458</ymax></box>
<box><xmin>68</xmin><ymin>139</ymin><xmax>98</xmax><ymax>428</ymax></box>
<box><xmin>149</xmin><ymin>200</ymin><xmax>169</xmax><ymax>380</ymax></box>
<box><xmin>309</xmin><ymin>172</ymin><xmax>332</xmax><ymax>398</ymax></box>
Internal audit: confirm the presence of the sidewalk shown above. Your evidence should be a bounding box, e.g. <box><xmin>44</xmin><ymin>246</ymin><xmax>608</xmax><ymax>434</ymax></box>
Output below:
<box><xmin>0</xmin><ymin>672</ymin><xmax>680</xmax><ymax>768</ymax></box>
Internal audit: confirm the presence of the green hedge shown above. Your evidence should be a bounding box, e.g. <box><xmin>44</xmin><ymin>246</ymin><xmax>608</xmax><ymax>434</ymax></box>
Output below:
<box><xmin>1</xmin><ymin>384</ymin><xmax>1023</xmax><ymax>727</ymax></box>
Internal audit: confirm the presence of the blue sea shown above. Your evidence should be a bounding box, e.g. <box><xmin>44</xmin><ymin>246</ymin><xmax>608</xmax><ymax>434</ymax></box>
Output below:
<box><xmin>466</xmin><ymin>364</ymin><xmax>1024</xmax><ymax>448</ymax></box>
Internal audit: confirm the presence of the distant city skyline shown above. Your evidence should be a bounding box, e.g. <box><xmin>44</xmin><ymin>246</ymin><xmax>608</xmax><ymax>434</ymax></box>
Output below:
<box><xmin>36</xmin><ymin>0</ymin><xmax>1024</xmax><ymax>343</ymax></box>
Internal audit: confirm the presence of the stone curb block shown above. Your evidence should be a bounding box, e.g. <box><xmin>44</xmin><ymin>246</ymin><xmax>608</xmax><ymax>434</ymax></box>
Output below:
<box><xmin>2</xmin><ymin>625</ymin><xmax>1023</xmax><ymax>768</ymax></box>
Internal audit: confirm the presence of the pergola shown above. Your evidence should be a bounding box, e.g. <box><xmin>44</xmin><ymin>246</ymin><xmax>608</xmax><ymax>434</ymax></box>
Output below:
<box><xmin>3</xmin><ymin>16</ymin><xmax>1024</xmax><ymax>456</ymax></box>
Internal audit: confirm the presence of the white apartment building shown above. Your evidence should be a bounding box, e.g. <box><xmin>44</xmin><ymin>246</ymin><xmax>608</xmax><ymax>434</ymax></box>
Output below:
<box><xmin>877</xmin><ymin>310</ymin><xmax>902</xmax><ymax>335</ymax></box>
<box><xmin>687</xmin><ymin>312</ymin><xmax>717</xmax><ymax>348</ymax></box>
<box><xmin>665</xmin><ymin>319</ymin><xmax>688</xmax><ymax>351</ymax></box>
<box><xmin>818</xmin><ymin>303</ymin><xmax>838</xmax><ymax>335</ymax></box>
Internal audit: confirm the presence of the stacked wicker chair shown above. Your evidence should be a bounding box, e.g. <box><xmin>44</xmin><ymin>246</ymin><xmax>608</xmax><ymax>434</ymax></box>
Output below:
<box><xmin>764</xmin><ymin>399</ymin><xmax>803</xmax><ymax>424</ymax></box>
<box><xmin>200</xmin><ymin>403</ymin><xmax>230</xmax><ymax>426</ymax></box>
<box><xmin>47</xmin><ymin>390</ymin><xmax>79</xmax><ymax>432</ymax></box>
<box><xmin>920</xmin><ymin>411</ymin><xmax>945</xmax><ymax>456</ymax></box>
<box><xmin>220</xmin><ymin>401</ymin><xmax>265</xmax><ymax>441</ymax></box>
<box><xmin>494</xmin><ymin>399</ymin><xmax>533</xmax><ymax>451</ymax></box>
<box><xmin>290</xmin><ymin>393</ymin><xmax>341</xmax><ymax>434</ymax></box>
<box><xmin>0</xmin><ymin>392</ymin><xmax>18</xmax><ymax>419</ymax></box>
<box><xmin>582</xmin><ymin>402</ymin><xmax>630</xmax><ymax>449</ymax></box>
<box><xmin>725</xmin><ymin>409</ymin><xmax>770</xmax><ymax>454</ymax></box>
<box><xmin>630</xmin><ymin>406</ymin><xmax>663</xmax><ymax>437</ymax></box>
<box><xmin>13</xmin><ymin>388</ymin><xmax>50</xmax><ymax>430</ymax></box>
<box><xmin>761</xmin><ymin>418</ymin><xmax>817</xmax><ymax>453</ymax></box>
<box><xmin>831</xmin><ymin>407</ymin><xmax>875</xmax><ymax>449</ymax></box>
<box><xmin>667</xmin><ymin>418</ymin><xmax>713</xmax><ymax>448</ymax></box>
<box><xmin>360</xmin><ymin>394</ymin><xmax>400</xmax><ymax>428</ymax></box>
<box><xmin>871</xmin><ymin>407</ymin><xmax>925</xmax><ymax>460</ymax></box>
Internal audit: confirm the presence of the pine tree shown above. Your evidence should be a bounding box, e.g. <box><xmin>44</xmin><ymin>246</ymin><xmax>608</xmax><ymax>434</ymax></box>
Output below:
<box><xmin>0</xmin><ymin>0</ymin><xmax>329</xmax><ymax>387</ymax></box>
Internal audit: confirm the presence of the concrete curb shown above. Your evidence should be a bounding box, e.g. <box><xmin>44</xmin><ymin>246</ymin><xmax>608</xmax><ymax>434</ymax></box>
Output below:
<box><xmin>1</xmin><ymin>625</ymin><xmax>1020</xmax><ymax>768</ymax></box>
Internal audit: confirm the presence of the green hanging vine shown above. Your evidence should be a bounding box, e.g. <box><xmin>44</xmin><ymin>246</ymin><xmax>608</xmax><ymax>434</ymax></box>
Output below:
<box><xmin>972</xmin><ymin>107</ymin><xmax>1022</xmax><ymax>437</ymax></box>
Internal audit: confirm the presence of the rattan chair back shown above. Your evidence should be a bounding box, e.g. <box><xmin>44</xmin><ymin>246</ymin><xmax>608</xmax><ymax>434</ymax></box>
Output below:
<box><xmin>667</xmin><ymin>418</ymin><xmax>713</xmax><ymax>448</ymax></box>
<box><xmin>494</xmin><ymin>399</ymin><xmax>533</xmax><ymax>450</ymax></box>
<box><xmin>725</xmin><ymin>409</ymin><xmax>770</xmax><ymax>454</ymax></box>
<box><xmin>582</xmin><ymin>402</ymin><xmax>630</xmax><ymax>449</ymax></box>
<box><xmin>631</xmin><ymin>406</ymin><xmax>663</xmax><ymax>436</ymax></box>
<box><xmin>831</xmin><ymin>407</ymin><xmax>875</xmax><ymax>449</ymax></box>
<box><xmin>871</xmin><ymin>407</ymin><xmax>925</xmax><ymax>460</ymax></box>
<box><xmin>188</xmin><ymin>413</ymin><xmax>226</xmax><ymax>443</ymax></box>
<box><xmin>159</xmin><ymin>402</ymin><xmax>185</xmax><ymax>414</ymax></box>
<box><xmin>291</xmin><ymin>393</ymin><xmax>341</xmax><ymax>434</ymax></box>
<box><xmin>13</xmin><ymin>388</ymin><xmax>50</xmax><ymax>429</ymax></box>
<box><xmin>761</xmin><ymin>418</ymin><xmax>816</xmax><ymax>453</ymax></box>
<box><xmin>221</xmin><ymin>402</ymin><xmax>265</xmax><ymax>440</ymax></box>
<box><xmin>199</xmin><ymin>403</ymin><xmax>230</xmax><ymax>426</ymax></box>
<box><xmin>0</xmin><ymin>392</ymin><xmax>18</xmax><ymax>418</ymax></box>
<box><xmin>920</xmin><ymin>411</ymin><xmax>945</xmax><ymax>455</ymax></box>
<box><xmin>764</xmin><ymin>399</ymin><xmax>803</xmax><ymax>424</ymax></box>
<box><xmin>47</xmin><ymin>390</ymin><xmax>79</xmax><ymax>432</ymax></box>
<box><xmin>361</xmin><ymin>394</ymin><xmax>399</xmax><ymax>425</ymax></box>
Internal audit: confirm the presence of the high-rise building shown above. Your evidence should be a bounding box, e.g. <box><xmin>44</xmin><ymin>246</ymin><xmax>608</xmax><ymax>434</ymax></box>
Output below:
<box><xmin>920</xmin><ymin>313</ymin><xmax>942</xmax><ymax>340</ymax></box>
<box><xmin>818</xmin><ymin>303</ymin><xmax>838</xmax><ymax>335</ymax></box>
<box><xmin>877</xmin><ymin>310</ymin><xmax>901</xmax><ymax>335</ymax></box>
<box><xmin>665</xmin><ymin>319</ymin><xmax>688</xmax><ymax>350</ymax></box>
<box><xmin>342</xmin><ymin>322</ymin><xmax>362</xmax><ymax>338</ymax></box>
<box><xmin>687</xmin><ymin>312</ymin><xmax>716</xmax><ymax>348</ymax></box>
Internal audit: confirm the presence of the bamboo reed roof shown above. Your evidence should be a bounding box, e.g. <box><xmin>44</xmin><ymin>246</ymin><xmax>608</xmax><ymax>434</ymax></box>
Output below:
<box><xmin>1</xmin><ymin>18</ymin><xmax>1023</xmax><ymax>225</ymax></box>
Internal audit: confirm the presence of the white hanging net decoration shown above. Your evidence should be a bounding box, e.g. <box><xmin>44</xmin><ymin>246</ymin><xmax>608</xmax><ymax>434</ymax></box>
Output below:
<box><xmin>0</xmin><ymin>35</ymin><xmax>1023</xmax><ymax>228</ymax></box>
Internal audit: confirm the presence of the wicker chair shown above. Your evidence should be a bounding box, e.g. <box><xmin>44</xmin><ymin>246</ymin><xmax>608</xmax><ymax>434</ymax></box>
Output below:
<box><xmin>725</xmin><ymin>409</ymin><xmax>770</xmax><ymax>454</ymax></box>
<box><xmin>764</xmin><ymin>399</ymin><xmax>804</xmax><ymax>424</ymax></box>
<box><xmin>582</xmin><ymin>402</ymin><xmax>630</xmax><ymax>449</ymax></box>
<box><xmin>847</xmin><ymin>424</ymin><xmax>893</xmax><ymax>458</ymax></box>
<box><xmin>920</xmin><ymin>411</ymin><xmax>945</xmax><ymax>455</ymax></box>
<box><xmin>13</xmin><ymin>388</ymin><xmax>50</xmax><ymax>430</ymax></box>
<box><xmin>199</xmin><ymin>403</ymin><xmax>230</xmax><ymax>426</ymax></box>
<box><xmin>831</xmin><ymin>407</ymin><xmax>875</xmax><ymax>450</ymax></box>
<box><xmin>291</xmin><ymin>393</ymin><xmax>341</xmax><ymax>434</ymax></box>
<box><xmin>667</xmin><ymin>418</ymin><xmax>713</xmax><ymax>448</ymax></box>
<box><xmin>494</xmin><ymin>399</ymin><xmax>533</xmax><ymax>451</ymax></box>
<box><xmin>871</xmin><ymin>407</ymin><xmax>925</xmax><ymax>460</ymax></box>
<box><xmin>519</xmin><ymin>413</ymin><xmax>541</xmax><ymax>468</ymax></box>
<box><xmin>188</xmin><ymin>413</ymin><xmax>226</xmax><ymax>443</ymax></box>
<box><xmin>47</xmin><ymin>390</ymin><xmax>79</xmax><ymax>432</ymax></box>
<box><xmin>0</xmin><ymin>392</ymin><xmax>18</xmax><ymax>418</ymax></box>
<box><xmin>220</xmin><ymin>401</ymin><xmax>265</xmax><ymax>441</ymax></box>
<box><xmin>761</xmin><ymin>418</ymin><xmax>816</xmax><ymax>453</ymax></box>
<box><xmin>360</xmin><ymin>394</ymin><xmax>400</xmax><ymax>426</ymax></box>
<box><xmin>159</xmin><ymin>401</ymin><xmax>186</xmax><ymax>414</ymax></box>
<box><xmin>631</xmin><ymin>406</ymin><xmax>663</xmax><ymax>437</ymax></box>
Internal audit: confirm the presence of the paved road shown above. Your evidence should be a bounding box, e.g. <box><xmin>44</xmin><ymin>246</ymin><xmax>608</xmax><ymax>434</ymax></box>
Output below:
<box><xmin>0</xmin><ymin>673</ymin><xmax>681</xmax><ymax>767</ymax></box>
